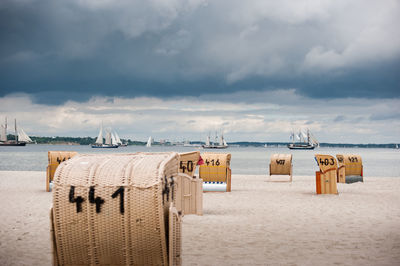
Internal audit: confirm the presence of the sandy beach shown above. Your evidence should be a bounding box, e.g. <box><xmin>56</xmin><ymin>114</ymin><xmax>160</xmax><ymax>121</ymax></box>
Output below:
<box><xmin>0</xmin><ymin>171</ymin><xmax>399</xmax><ymax>265</ymax></box>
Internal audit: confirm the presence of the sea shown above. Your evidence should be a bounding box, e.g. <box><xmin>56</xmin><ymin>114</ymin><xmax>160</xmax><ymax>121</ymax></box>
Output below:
<box><xmin>0</xmin><ymin>145</ymin><xmax>399</xmax><ymax>177</ymax></box>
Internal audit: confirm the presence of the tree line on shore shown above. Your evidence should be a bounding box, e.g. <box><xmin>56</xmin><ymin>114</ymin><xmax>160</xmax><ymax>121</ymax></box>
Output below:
<box><xmin>7</xmin><ymin>134</ymin><xmax>398</xmax><ymax>148</ymax></box>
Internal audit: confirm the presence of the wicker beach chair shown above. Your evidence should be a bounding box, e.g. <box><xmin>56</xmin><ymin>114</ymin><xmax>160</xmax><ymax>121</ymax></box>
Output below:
<box><xmin>50</xmin><ymin>152</ymin><xmax>182</xmax><ymax>266</ymax></box>
<box><xmin>315</xmin><ymin>154</ymin><xmax>338</xmax><ymax>194</ymax></box>
<box><xmin>269</xmin><ymin>154</ymin><xmax>293</xmax><ymax>182</ymax></box>
<box><xmin>336</xmin><ymin>154</ymin><xmax>363</xmax><ymax>183</ymax></box>
<box><xmin>199</xmin><ymin>153</ymin><xmax>231</xmax><ymax>192</ymax></box>
<box><xmin>46</xmin><ymin>151</ymin><xmax>78</xmax><ymax>192</ymax></box>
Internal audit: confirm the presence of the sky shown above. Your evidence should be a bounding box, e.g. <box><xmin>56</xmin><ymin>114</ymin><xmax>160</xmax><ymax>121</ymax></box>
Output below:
<box><xmin>0</xmin><ymin>0</ymin><xmax>399</xmax><ymax>143</ymax></box>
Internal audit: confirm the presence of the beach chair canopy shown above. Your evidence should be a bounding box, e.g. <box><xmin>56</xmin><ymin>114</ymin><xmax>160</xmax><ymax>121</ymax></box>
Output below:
<box><xmin>315</xmin><ymin>154</ymin><xmax>337</xmax><ymax>173</ymax></box>
<box><xmin>51</xmin><ymin>152</ymin><xmax>181</xmax><ymax>266</ymax></box>
<box><xmin>199</xmin><ymin>153</ymin><xmax>231</xmax><ymax>183</ymax></box>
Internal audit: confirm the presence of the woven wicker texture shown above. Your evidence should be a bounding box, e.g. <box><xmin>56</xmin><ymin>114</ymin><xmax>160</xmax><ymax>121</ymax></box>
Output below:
<box><xmin>199</xmin><ymin>153</ymin><xmax>231</xmax><ymax>183</ymax></box>
<box><xmin>51</xmin><ymin>152</ymin><xmax>180</xmax><ymax>266</ymax></box>
<box><xmin>269</xmin><ymin>154</ymin><xmax>292</xmax><ymax>176</ymax></box>
<box><xmin>178</xmin><ymin>151</ymin><xmax>200</xmax><ymax>177</ymax></box>
<box><xmin>46</xmin><ymin>151</ymin><xmax>78</xmax><ymax>192</ymax></box>
<box><xmin>169</xmin><ymin>204</ymin><xmax>182</xmax><ymax>266</ymax></box>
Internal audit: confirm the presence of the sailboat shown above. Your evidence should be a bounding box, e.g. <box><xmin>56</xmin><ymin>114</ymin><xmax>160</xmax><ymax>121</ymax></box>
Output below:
<box><xmin>91</xmin><ymin>124</ymin><xmax>119</xmax><ymax>148</ymax></box>
<box><xmin>146</xmin><ymin>136</ymin><xmax>153</xmax><ymax>147</ymax></box>
<box><xmin>202</xmin><ymin>131</ymin><xmax>228</xmax><ymax>149</ymax></box>
<box><xmin>0</xmin><ymin>118</ymin><xmax>30</xmax><ymax>146</ymax></box>
<box><xmin>287</xmin><ymin>128</ymin><xmax>318</xmax><ymax>150</ymax></box>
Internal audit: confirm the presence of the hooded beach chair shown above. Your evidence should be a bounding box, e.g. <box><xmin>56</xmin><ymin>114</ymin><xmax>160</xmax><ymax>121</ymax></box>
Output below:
<box><xmin>336</xmin><ymin>154</ymin><xmax>363</xmax><ymax>183</ymax></box>
<box><xmin>50</xmin><ymin>152</ymin><xmax>182</xmax><ymax>266</ymax></box>
<box><xmin>269</xmin><ymin>154</ymin><xmax>293</xmax><ymax>182</ymax></box>
<box><xmin>315</xmin><ymin>154</ymin><xmax>338</xmax><ymax>194</ymax></box>
<box><xmin>46</xmin><ymin>151</ymin><xmax>78</xmax><ymax>192</ymax></box>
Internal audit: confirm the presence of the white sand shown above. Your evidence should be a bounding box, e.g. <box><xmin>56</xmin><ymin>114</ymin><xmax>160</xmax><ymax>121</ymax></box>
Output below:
<box><xmin>0</xmin><ymin>171</ymin><xmax>399</xmax><ymax>265</ymax></box>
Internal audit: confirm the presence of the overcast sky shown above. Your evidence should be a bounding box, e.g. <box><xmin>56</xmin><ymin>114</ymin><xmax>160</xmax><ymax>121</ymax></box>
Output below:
<box><xmin>0</xmin><ymin>0</ymin><xmax>399</xmax><ymax>143</ymax></box>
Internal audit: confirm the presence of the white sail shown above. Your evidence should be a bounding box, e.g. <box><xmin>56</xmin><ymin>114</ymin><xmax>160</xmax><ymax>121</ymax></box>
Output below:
<box><xmin>223</xmin><ymin>139</ymin><xmax>228</xmax><ymax>147</ymax></box>
<box><xmin>18</xmin><ymin>128</ymin><xmax>32</xmax><ymax>143</ymax></box>
<box><xmin>1</xmin><ymin>117</ymin><xmax>7</xmax><ymax>142</ymax></box>
<box><xmin>146</xmin><ymin>136</ymin><xmax>152</xmax><ymax>147</ymax></box>
<box><xmin>114</xmin><ymin>131</ymin><xmax>122</xmax><ymax>145</ymax></box>
<box><xmin>205</xmin><ymin>135</ymin><xmax>210</xmax><ymax>146</ymax></box>
<box><xmin>310</xmin><ymin>132</ymin><xmax>319</xmax><ymax>146</ymax></box>
<box><xmin>95</xmin><ymin>124</ymin><xmax>103</xmax><ymax>144</ymax></box>
<box><xmin>295</xmin><ymin>132</ymin><xmax>301</xmax><ymax>141</ymax></box>
<box><xmin>289</xmin><ymin>131</ymin><xmax>294</xmax><ymax>141</ymax></box>
<box><xmin>105</xmin><ymin>130</ymin><xmax>112</xmax><ymax>145</ymax></box>
<box><xmin>301</xmin><ymin>130</ymin><xmax>308</xmax><ymax>141</ymax></box>
<box><xmin>111</xmin><ymin>132</ymin><xmax>118</xmax><ymax>145</ymax></box>
<box><xmin>0</xmin><ymin>125</ymin><xmax>6</xmax><ymax>142</ymax></box>
<box><xmin>219</xmin><ymin>134</ymin><xmax>224</xmax><ymax>146</ymax></box>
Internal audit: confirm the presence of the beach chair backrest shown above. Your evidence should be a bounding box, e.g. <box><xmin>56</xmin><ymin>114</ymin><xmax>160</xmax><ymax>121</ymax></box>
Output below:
<box><xmin>315</xmin><ymin>154</ymin><xmax>337</xmax><ymax>174</ymax></box>
<box><xmin>178</xmin><ymin>151</ymin><xmax>200</xmax><ymax>177</ymax></box>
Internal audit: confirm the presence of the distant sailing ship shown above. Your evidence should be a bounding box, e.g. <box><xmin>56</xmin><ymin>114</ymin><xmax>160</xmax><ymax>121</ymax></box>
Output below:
<box><xmin>288</xmin><ymin>129</ymin><xmax>318</xmax><ymax>150</ymax></box>
<box><xmin>0</xmin><ymin>117</ymin><xmax>33</xmax><ymax>146</ymax></box>
<box><xmin>202</xmin><ymin>131</ymin><xmax>228</xmax><ymax>149</ymax></box>
<box><xmin>91</xmin><ymin>123</ymin><xmax>120</xmax><ymax>148</ymax></box>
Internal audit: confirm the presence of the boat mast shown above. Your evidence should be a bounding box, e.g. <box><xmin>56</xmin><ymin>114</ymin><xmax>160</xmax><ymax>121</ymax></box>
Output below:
<box><xmin>206</xmin><ymin>134</ymin><xmax>210</xmax><ymax>146</ymax></box>
<box><xmin>14</xmin><ymin>119</ymin><xmax>18</xmax><ymax>142</ymax></box>
<box><xmin>291</xmin><ymin>129</ymin><xmax>294</xmax><ymax>144</ymax></box>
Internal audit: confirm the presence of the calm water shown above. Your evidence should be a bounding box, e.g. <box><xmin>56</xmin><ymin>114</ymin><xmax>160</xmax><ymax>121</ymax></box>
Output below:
<box><xmin>0</xmin><ymin>145</ymin><xmax>399</xmax><ymax>177</ymax></box>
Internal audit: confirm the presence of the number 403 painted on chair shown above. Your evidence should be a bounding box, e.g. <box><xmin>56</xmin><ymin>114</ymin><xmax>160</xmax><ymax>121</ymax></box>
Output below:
<box><xmin>69</xmin><ymin>186</ymin><xmax>125</xmax><ymax>214</ymax></box>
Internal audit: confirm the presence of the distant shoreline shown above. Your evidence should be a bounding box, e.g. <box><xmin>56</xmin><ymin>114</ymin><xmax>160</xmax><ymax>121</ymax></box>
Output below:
<box><xmin>5</xmin><ymin>134</ymin><xmax>397</xmax><ymax>148</ymax></box>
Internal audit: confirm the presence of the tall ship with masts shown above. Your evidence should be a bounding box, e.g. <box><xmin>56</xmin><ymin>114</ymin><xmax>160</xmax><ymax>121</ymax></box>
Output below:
<box><xmin>91</xmin><ymin>123</ymin><xmax>119</xmax><ymax>148</ymax></box>
<box><xmin>202</xmin><ymin>131</ymin><xmax>228</xmax><ymax>149</ymax></box>
<box><xmin>288</xmin><ymin>128</ymin><xmax>318</xmax><ymax>150</ymax></box>
<box><xmin>0</xmin><ymin>117</ymin><xmax>33</xmax><ymax>146</ymax></box>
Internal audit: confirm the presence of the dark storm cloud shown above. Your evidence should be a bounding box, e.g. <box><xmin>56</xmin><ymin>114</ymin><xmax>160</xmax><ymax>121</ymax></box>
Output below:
<box><xmin>1</xmin><ymin>0</ymin><xmax>399</xmax><ymax>104</ymax></box>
